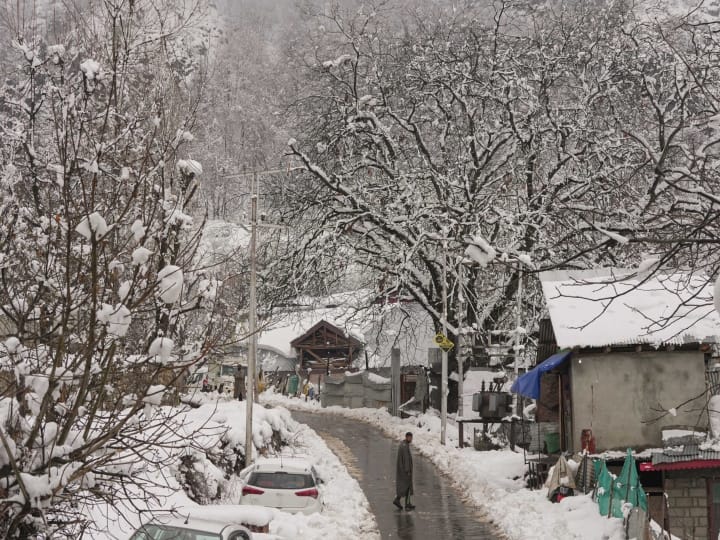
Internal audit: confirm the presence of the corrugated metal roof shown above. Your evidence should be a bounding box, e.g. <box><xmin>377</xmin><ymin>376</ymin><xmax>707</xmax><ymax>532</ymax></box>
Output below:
<box><xmin>540</xmin><ymin>268</ymin><xmax>720</xmax><ymax>348</ymax></box>
<box><xmin>652</xmin><ymin>444</ymin><xmax>720</xmax><ymax>465</ymax></box>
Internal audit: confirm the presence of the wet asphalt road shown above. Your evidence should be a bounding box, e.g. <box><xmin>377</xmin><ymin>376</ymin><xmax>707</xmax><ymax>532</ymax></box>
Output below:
<box><xmin>291</xmin><ymin>411</ymin><xmax>502</xmax><ymax>540</ymax></box>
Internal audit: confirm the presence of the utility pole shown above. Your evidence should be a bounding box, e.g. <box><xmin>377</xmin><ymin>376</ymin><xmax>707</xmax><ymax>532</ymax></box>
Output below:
<box><xmin>514</xmin><ymin>267</ymin><xmax>523</xmax><ymax>375</ymax></box>
<box><xmin>441</xmin><ymin>241</ymin><xmax>448</xmax><ymax>446</ymax></box>
<box><xmin>245</xmin><ymin>174</ymin><xmax>258</xmax><ymax>467</ymax></box>
<box><xmin>513</xmin><ymin>267</ymin><xmax>524</xmax><ymax>418</ymax></box>
<box><xmin>457</xmin><ymin>262</ymin><xmax>465</xmax><ymax>419</ymax></box>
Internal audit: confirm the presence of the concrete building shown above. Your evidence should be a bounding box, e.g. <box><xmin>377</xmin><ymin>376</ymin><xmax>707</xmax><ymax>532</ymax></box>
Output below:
<box><xmin>538</xmin><ymin>268</ymin><xmax>719</xmax><ymax>454</ymax></box>
<box><xmin>530</xmin><ymin>268</ymin><xmax>720</xmax><ymax>539</ymax></box>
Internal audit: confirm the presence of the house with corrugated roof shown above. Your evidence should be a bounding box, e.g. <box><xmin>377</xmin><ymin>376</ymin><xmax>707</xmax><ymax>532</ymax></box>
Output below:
<box><xmin>525</xmin><ymin>267</ymin><xmax>720</xmax><ymax>539</ymax></box>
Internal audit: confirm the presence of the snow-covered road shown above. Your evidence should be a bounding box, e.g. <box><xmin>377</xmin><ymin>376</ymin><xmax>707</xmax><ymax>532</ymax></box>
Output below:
<box><xmin>262</xmin><ymin>391</ymin><xmax>626</xmax><ymax>540</ymax></box>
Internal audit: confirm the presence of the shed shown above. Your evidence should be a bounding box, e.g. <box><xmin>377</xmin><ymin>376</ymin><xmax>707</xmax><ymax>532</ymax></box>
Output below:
<box><xmin>291</xmin><ymin>320</ymin><xmax>362</xmax><ymax>376</ymax></box>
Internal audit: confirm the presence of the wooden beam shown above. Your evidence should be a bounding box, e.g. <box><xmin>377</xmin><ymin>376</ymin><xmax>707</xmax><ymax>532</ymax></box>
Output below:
<box><xmin>306</xmin><ymin>348</ymin><xmax>324</xmax><ymax>361</ymax></box>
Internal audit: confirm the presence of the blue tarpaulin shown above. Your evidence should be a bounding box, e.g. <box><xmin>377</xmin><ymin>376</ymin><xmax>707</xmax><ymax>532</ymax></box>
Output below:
<box><xmin>510</xmin><ymin>351</ymin><xmax>572</xmax><ymax>399</ymax></box>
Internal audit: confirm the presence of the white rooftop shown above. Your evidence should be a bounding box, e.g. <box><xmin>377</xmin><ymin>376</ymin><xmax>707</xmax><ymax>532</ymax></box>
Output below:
<box><xmin>258</xmin><ymin>305</ymin><xmax>367</xmax><ymax>359</ymax></box>
<box><xmin>540</xmin><ymin>268</ymin><xmax>720</xmax><ymax>348</ymax></box>
<box><xmin>256</xmin><ymin>291</ymin><xmax>436</xmax><ymax>367</ymax></box>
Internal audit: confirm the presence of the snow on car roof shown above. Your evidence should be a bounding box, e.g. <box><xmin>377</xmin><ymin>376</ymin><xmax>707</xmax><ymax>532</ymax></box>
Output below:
<box><xmin>540</xmin><ymin>267</ymin><xmax>720</xmax><ymax>348</ymax></box>
<box><xmin>186</xmin><ymin>504</ymin><xmax>274</xmax><ymax>527</ymax></box>
<box><xmin>252</xmin><ymin>457</ymin><xmax>314</xmax><ymax>473</ymax></box>
<box><xmin>147</xmin><ymin>504</ymin><xmax>274</xmax><ymax>530</ymax></box>
<box><xmin>141</xmin><ymin>515</ymin><xmax>228</xmax><ymax>534</ymax></box>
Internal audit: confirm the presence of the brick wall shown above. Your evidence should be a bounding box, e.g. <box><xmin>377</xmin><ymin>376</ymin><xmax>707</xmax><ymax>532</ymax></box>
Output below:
<box><xmin>666</xmin><ymin>473</ymin><xmax>708</xmax><ymax>540</ymax></box>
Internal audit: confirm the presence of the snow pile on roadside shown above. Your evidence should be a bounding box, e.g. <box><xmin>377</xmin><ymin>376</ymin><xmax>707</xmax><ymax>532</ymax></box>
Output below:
<box><xmin>233</xmin><ymin>418</ymin><xmax>379</xmax><ymax>539</ymax></box>
<box><xmin>91</xmin><ymin>398</ymin><xmax>377</xmax><ymax>539</ymax></box>
<box><xmin>89</xmin><ymin>399</ymin><xmax>294</xmax><ymax>538</ymax></box>
<box><xmin>261</xmin><ymin>391</ymin><xmax>624</xmax><ymax>540</ymax></box>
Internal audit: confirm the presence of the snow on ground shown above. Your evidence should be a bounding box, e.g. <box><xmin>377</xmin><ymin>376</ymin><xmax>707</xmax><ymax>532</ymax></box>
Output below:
<box><xmin>91</xmin><ymin>397</ymin><xmax>376</xmax><ymax>539</ymax></box>
<box><xmin>261</xmin><ymin>390</ymin><xmax>625</xmax><ymax>540</ymax></box>
<box><xmin>224</xmin><ymin>412</ymin><xmax>379</xmax><ymax>539</ymax></box>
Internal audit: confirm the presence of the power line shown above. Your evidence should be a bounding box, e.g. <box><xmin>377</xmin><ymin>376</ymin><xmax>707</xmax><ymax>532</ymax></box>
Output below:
<box><xmin>221</xmin><ymin>166</ymin><xmax>303</xmax><ymax>179</ymax></box>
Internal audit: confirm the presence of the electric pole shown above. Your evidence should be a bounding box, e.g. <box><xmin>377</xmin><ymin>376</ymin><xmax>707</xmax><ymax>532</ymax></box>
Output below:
<box><xmin>245</xmin><ymin>175</ymin><xmax>258</xmax><ymax>466</ymax></box>
<box><xmin>441</xmin><ymin>242</ymin><xmax>448</xmax><ymax>446</ymax></box>
<box><xmin>514</xmin><ymin>268</ymin><xmax>523</xmax><ymax>375</ymax></box>
<box><xmin>457</xmin><ymin>262</ymin><xmax>465</xmax><ymax>419</ymax></box>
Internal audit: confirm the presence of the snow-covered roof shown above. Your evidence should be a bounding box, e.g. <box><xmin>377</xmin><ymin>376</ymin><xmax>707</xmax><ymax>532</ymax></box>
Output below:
<box><xmin>258</xmin><ymin>306</ymin><xmax>367</xmax><ymax>358</ymax></box>
<box><xmin>540</xmin><ymin>268</ymin><xmax>720</xmax><ymax>348</ymax></box>
<box><xmin>291</xmin><ymin>320</ymin><xmax>362</xmax><ymax>348</ymax></box>
<box><xmin>196</xmin><ymin>219</ymin><xmax>250</xmax><ymax>265</ymax></box>
<box><xmin>257</xmin><ymin>293</ymin><xmax>436</xmax><ymax>367</ymax></box>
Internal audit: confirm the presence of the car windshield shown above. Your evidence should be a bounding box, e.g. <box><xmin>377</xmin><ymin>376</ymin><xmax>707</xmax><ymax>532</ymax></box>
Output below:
<box><xmin>248</xmin><ymin>471</ymin><xmax>315</xmax><ymax>490</ymax></box>
<box><xmin>129</xmin><ymin>524</ymin><xmax>221</xmax><ymax>540</ymax></box>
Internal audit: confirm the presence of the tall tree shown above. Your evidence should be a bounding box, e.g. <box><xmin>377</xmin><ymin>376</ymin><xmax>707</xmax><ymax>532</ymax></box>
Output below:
<box><xmin>281</xmin><ymin>0</ymin><xmax>720</xmax><ymax>407</ymax></box>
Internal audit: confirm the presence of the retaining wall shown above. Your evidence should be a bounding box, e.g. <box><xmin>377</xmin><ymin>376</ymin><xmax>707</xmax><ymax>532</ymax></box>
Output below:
<box><xmin>321</xmin><ymin>370</ymin><xmax>392</xmax><ymax>409</ymax></box>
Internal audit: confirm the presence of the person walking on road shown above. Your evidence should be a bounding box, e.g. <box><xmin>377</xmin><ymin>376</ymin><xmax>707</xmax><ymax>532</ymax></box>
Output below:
<box><xmin>393</xmin><ymin>432</ymin><xmax>415</xmax><ymax>510</ymax></box>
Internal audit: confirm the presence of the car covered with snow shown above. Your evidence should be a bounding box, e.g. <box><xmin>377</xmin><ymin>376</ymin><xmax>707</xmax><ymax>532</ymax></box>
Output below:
<box><xmin>129</xmin><ymin>514</ymin><xmax>253</xmax><ymax>540</ymax></box>
<box><xmin>239</xmin><ymin>457</ymin><xmax>324</xmax><ymax>515</ymax></box>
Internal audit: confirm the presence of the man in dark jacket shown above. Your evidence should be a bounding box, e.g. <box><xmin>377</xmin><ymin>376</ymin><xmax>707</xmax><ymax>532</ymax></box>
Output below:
<box><xmin>393</xmin><ymin>432</ymin><xmax>414</xmax><ymax>510</ymax></box>
<box><xmin>233</xmin><ymin>366</ymin><xmax>244</xmax><ymax>401</ymax></box>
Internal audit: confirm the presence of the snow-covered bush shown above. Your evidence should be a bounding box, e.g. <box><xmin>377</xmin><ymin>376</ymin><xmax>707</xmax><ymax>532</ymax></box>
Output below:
<box><xmin>175</xmin><ymin>401</ymin><xmax>291</xmax><ymax>505</ymax></box>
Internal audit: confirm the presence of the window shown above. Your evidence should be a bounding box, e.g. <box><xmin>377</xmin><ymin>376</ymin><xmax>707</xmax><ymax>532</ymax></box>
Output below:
<box><xmin>129</xmin><ymin>524</ymin><xmax>221</xmax><ymax>540</ymax></box>
<box><xmin>221</xmin><ymin>365</ymin><xmax>237</xmax><ymax>377</ymax></box>
<box><xmin>247</xmin><ymin>471</ymin><xmax>315</xmax><ymax>490</ymax></box>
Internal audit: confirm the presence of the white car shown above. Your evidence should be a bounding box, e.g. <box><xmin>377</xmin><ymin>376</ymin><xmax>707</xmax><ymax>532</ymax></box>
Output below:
<box><xmin>239</xmin><ymin>458</ymin><xmax>324</xmax><ymax>515</ymax></box>
<box><xmin>129</xmin><ymin>515</ymin><xmax>252</xmax><ymax>540</ymax></box>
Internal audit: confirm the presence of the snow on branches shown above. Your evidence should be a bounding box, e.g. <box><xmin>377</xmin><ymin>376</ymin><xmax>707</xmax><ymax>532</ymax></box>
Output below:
<box><xmin>282</xmin><ymin>0</ymin><xmax>720</xmax><ymax>388</ymax></box>
<box><xmin>0</xmin><ymin>1</ymin><xmax>222</xmax><ymax>537</ymax></box>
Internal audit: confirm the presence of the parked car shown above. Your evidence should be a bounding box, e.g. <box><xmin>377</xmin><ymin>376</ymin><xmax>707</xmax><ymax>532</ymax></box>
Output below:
<box><xmin>129</xmin><ymin>515</ymin><xmax>252</xmax><ymax>540</ymax></box>
<box><xmin>239</xmin><ymin>457</ymin><xmax>324</xmax><ymax>515</ymax></box>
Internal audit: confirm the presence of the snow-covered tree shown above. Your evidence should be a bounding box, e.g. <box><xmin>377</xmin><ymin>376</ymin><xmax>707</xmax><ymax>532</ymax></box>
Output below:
<box><xmin>0</xmin><ymin>1</ymin><xmax>227</xmax><ymax>536</ymax></box>
<box><xmin>281</xmin><ymin>0</ymin><xmax>720</xmax><ymax>406</ymax></box>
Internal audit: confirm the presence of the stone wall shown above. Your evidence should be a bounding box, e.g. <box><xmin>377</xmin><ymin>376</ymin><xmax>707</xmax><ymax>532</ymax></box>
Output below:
<box><xmin>665</xmin><ymin>471</ymin><xmax>708</xmax><ymax>540</ymax></box>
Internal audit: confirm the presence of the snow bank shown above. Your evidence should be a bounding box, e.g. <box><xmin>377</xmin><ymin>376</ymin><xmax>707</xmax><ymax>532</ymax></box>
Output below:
<box><xmin>261</xmin><ymin>391</ymin><xmax>624</xmax><ymax>540</ymax></box>
<box><xmin>91</xmin><ymin>398</ymin><xmax>376</xmax><ymax>539</ymax></box>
